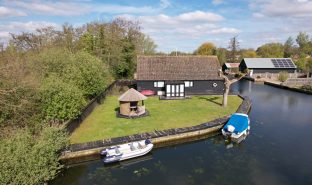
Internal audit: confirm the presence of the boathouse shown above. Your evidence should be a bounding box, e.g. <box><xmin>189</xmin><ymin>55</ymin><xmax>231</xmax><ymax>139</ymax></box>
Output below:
<box><xmin>136</xmin><ymin>56</ymin><xmax>224</xmax><ymax>98</ymax></box>
<box><xmin>222</xmin><ymin>63</ymin><xmax>240</xmax><ymax>73</ymax></box>
<box><xmin>118</xmin><ymin>88</ymin><xmax>148</xmax><ymax>118</ymax></box>
<box><xmin>239</xmin><ymin>58</ymin><xmax>297</xmax><ymax>76</ymax></box>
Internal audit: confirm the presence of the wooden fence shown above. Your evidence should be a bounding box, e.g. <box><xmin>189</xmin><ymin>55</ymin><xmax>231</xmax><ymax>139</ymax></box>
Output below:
<box><xmin>64</xmin><ymin>80</ymin><xmax>136</xmax><ymax>134</ymax></box>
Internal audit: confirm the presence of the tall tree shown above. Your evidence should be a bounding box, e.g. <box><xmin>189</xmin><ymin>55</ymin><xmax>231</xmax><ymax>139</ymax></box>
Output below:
<box><xmin>284</xmin><ymin>36</ymin><xmax>295</xmax><ymax>58</ymax></box>
<box><xmin>240</xmin><ymin>49</ymin><xmax>257</xmax><ymax>59</ymax></box>
<box><xmin>194</xmin><ymin>42</ymin><xmax>217</xmax><ymax>55</ymax></box>
<box><xmin>296</xmin><ymin>32</ymin><xmax>310</xmax><ymax>57</ymax></box>
<box><xmin>256</xmin><ymin>43</ymin><xmax>284</xmax><ymax>58</ymax></box>
<box><xmin>228</xmin><ymin>36</ymin><xmax>240</xmax><ymax>63</ymax></box>
<box><xmin>216</xmin><ymin>48</ymin><xmax>227</xmax><ymax>65</ymax></box>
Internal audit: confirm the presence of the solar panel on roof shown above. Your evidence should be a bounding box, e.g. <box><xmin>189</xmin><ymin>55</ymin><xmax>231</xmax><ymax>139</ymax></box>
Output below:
<box><xmin>271</xmin><ymin>58</ymin><xmax>295</xmax><ymax>68</ymax></box>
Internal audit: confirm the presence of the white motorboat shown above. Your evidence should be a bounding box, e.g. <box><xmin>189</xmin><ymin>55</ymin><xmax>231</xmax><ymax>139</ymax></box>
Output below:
<box><xmin>100</xmin><ymin>139</ymin><xmax>153</xmax><ymax>164</ymax></box>
<box><xmin>222</xmin><ymin>113</ymin><xmax>250</xmax><ymax>140</ymax></box>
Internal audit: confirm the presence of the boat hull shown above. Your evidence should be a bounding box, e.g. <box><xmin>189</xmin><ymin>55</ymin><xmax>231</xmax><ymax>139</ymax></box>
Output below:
<box><xmin>101</xmin><ymin>140</ymin><xmax>153</xmax><ymax>164</ymax></box>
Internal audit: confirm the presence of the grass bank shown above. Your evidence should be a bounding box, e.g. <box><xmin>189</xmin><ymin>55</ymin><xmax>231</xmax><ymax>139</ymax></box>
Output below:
<box><xmin>70</xmin><ymin>95</ymin><xmax>242</xmax><ymax>144</ymax></box>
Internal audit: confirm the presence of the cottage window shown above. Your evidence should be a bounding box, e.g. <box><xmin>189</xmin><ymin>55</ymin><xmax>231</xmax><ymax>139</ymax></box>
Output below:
<box><xmin>184</xmin><ymin>81</ymin><xmax>193</xmax><ymax>87</ymax></box>
<box><xmin>154</xmin><ymin>81</ymin><xmax>164</xmax><ymax>87</ymax></box>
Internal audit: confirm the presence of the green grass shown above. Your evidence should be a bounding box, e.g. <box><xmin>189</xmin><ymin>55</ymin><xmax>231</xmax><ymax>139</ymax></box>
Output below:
<box><xmin>70</xmin><ymin>95</ymin><xmax>242</xmax><ymax>144</ymax></box>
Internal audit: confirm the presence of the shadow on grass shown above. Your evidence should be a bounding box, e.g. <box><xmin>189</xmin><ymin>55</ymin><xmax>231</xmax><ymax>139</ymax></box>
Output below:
<box><xmin>197</xmin><ymin>96</ymin><xmax>222</xmax><ymax>106</ymax></box>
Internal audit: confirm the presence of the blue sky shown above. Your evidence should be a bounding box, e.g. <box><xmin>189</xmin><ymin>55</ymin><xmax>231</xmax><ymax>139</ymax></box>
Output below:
<box><xmin>1</xmin><ymin>0</ymin><xmax>312</xmax><ymax>52</ymax></box>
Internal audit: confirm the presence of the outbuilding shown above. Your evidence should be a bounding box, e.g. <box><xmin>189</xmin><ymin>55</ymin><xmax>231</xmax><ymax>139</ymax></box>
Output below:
<box><xmin>222</xmin><ymin>63</ymin><xmax>240</xmax><ymax>73</ymax></box>
<box><xmin>118</xmin><ymin>88</ymin><xmax>148</xmax><ymax>118</ymax></box>
<box><xmin>136</xmin><ymin>56</ymin><xmax>224</xmax><ymax>99</ymax></box>
<box><xmin>239</xmin><ymin>58</ymin><xmax>297</xmax><ymax>76</ymax></box>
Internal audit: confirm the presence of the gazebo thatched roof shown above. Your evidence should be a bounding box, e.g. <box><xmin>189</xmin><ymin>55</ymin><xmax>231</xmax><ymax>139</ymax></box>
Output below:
<box><xmin>118</xmin><ymin>88</ymin><xmax>147</xmax><ymax>102</ymax></box>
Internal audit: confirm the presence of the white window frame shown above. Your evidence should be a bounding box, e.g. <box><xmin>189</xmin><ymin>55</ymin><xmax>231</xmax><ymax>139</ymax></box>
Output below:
<box><xmin>184</xmin><ymin>81</ymin><xmax>193</xmax><ymax>87</ymax></box>
<box><xmin>154</xmin><ymin>81</ymin><xmax>165</xmax><ymax>87</ymax></box>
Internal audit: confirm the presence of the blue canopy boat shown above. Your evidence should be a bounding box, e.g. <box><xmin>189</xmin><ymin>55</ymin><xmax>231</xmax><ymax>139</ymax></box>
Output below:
<box><xmin>222</xmin><ymin>113</ymin><xmax>250</xmax><ymax>140</ymax></box>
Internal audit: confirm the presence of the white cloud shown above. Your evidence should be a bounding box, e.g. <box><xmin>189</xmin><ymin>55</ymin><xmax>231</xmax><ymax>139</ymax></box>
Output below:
<box><xmin>117</xmin><ymin>11</ymin><xmax>240</xmax><ymax>52</ymax></box>
<box><xmin>0</xmin><ymin>6</ymin><xmax>26</xmax><ymax>18</ymax></box>
<box><xmin>5</xmin><ymin>0</ymin><xmax>170</xmax><ymax>16</ymax></box>
<box><xmin>177</xmin><ymin>11</ymin><xmax>224</xmax><ymax>22</ymax></box>
<box><xmin>251</xmin><ymin>0</ymin><xmax>312</xmax><ymax>18</ymax></box>
<box><xmin>0</xmin><ymin>31</ymin><xmax>10</xmax><ymax>40</ymax></box>
<box><xmin>212</xmin><ymin>0</ymin><xmax>224</xmax><ymax>5</ymax></box>
<box><xmin>0</xmin><ymin>21</ymin><xmax>59</xmax><ymax>40</ymax></box>
<box><xmin>160</xmin><ymin>0</ymin><xmax>171</xmax><ymax>9</ymax></box>
<box><xmin>94</xmin><ymin>4</ymin><xmax>154</xmax><ymax>14</ymax></box>
<box><xmin>10</xmin><ymin>1</ymin><xmax>91</xmax><ymax>16</ymax></box>
<box><xmin>0</xmin><ymin>21</ymin><xmax>59</xmax><ymax>32</ymax></box>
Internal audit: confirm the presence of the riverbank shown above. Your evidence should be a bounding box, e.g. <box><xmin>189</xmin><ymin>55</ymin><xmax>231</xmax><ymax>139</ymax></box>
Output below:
<box><xmin>59</xmin><ymin>95</ymin><xmax>251</xmax><ymax>165</ymax></box>
<box><xmin>264</xmin><ymin>81</ymin><xmax>312</xmax><ymax>95</ymax></box>
<box><xmin>243</xmin><ymin>76</ymin><xmax>312</xmax><ymax>95</ymax></box>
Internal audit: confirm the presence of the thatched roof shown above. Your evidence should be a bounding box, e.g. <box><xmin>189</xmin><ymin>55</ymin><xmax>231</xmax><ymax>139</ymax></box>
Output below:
<box><xmin>118</xmin><ymin>88</ymin><xmax>147</xmax><ymax>102</ymax></box>
<box><xmin>137</xmin><ymin>56</ymin><xmax>222</xmax><ymax>81</ymax></box>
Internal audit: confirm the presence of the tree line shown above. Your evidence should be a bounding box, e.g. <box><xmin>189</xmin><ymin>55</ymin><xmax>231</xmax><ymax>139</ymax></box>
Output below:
<box><xmin>172</xmin><ymin>32</ymin><xmax>312</xmax><ymax>73</ymax></box>
<box><xmin>0</xmin><ymin>18</ymin><xmax>157</xmax><ymax>185</ymax></box>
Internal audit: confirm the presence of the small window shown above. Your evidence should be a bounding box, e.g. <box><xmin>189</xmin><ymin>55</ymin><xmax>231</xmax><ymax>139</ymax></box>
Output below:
<box><xmin>184</xmin><ymin>81</ymin><xmax>193</xmax><ymax>87</ymax></box>
<box><xmin>154</xmin><ymin>81</ymin><xmax>164</xmax><ymax>87</ymax></box>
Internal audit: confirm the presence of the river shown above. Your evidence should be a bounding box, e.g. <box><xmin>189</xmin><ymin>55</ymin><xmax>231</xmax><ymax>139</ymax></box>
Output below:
<box><xmin>52</xmin><ymin>80</ymin><xmax>312</xmax><ymax>185</ymax></box>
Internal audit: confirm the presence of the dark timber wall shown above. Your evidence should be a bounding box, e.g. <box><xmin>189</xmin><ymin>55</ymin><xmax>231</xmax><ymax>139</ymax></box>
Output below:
<box><xmin>137</xmin><ymin>80</ymin><xmax>225</xmax><ymax>95</ymax></box>
<box><xmin>251</xmin><ymin>68</ymin><xmax>296</xmax><ymax>73</ymax></box>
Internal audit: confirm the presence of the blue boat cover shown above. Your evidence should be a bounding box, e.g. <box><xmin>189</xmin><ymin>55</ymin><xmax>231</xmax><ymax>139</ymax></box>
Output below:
<box><xmin>223</xmin><ymin>114</ymin><xmax>249</xmax><ymax>134</ymax></box>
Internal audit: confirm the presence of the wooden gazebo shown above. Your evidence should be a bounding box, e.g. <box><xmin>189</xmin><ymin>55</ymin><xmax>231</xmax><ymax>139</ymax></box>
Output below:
<box><xmin>118</xmin><ymin>88</ymin><xmax>148</xmax><ymax>118</ymax></box>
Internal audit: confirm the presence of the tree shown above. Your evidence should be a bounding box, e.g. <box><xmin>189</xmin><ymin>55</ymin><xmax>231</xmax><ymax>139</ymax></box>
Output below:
<box><xmin>216</xmin><ymin>48</ymin><xmax>227</xmax><ymax>65</ymax></box>
<box><xmin>240</xmin><ymin>49</ymin><xmax>257</xmax><ymax>59</ymax></box>
<box><xmin>296</xmin><ymin>32</ymin><xmax>311</xmax><ymax>57</ymax></box>
<box><xmin>220</xmin><ymin>72</ymin><xmax>245</xmax><ymax>107</ymax></box>
<box><xmin>0</xmin><ymin>126</ymin><xmax>68</xmax><ymax>185</ymax></box>
<box><xmin>138</xmin><ymin>35</ymin><xmax>157</xmax><ymax>55</ymax></box>
<box><xmin>228</xmin><ymin>36</ymin><xmax>240</xmax><ymax>62</ymax></box>
<box><xmin>256</xmin><ymin>43</ymin><xmax>284</xmax><ymax>58</ymax></box>
<box><xmin>284</xmin><ymin>37</ymin><xmax>295</xmax><ymax>58</ymax></box>
<box><xmin>40</xmin><ymin>76</ymin><xmax>86</xmax><ymax>124</ymax></box>
<box><xmin>194</xmin><ymin>42</ymin><xmax>217</xmax><ymax>55</ymax></box>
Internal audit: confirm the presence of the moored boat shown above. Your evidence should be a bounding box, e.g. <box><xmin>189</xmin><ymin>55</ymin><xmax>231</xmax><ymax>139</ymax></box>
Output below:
<box><xmin>100</xmin><ymin>139</ymin><xmax>153</xmax><ymax>164</ymax></box>
<box><xmin>222</xmin><ymin>113</ymin><xmax>250</xmax><ymax>140</ymax></box>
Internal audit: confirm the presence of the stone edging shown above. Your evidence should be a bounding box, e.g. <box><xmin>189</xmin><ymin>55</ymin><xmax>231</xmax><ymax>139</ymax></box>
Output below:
<box><xmin>264</xmin><ymin>81</ymin><xmax>312</xmax><ymax>95</ymax></box>
<box><xmin>60</xmin><ymin>95</ymin><xmax>252</xmax><ymax>164</ymax></box>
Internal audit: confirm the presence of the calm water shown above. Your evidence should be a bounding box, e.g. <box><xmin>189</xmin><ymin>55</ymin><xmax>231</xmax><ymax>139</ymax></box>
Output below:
<box><xmin>52</xmin><ymin>80</ymin><xmax>312</xmax><ymax>185</ymax></box>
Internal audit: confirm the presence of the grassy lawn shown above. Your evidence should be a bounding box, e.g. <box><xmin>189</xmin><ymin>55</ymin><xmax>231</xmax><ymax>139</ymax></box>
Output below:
<box><xmin>70</xmin><ymin>95</ymin><xmax>242</xmax><ymax>144</ymax></box>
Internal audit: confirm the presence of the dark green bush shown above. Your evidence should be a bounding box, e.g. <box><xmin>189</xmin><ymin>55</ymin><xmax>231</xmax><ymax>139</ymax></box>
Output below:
<box><xmin>0</xmin><ymin>126</ymin><xmax>68</xmax><ymax>185</ymax></box>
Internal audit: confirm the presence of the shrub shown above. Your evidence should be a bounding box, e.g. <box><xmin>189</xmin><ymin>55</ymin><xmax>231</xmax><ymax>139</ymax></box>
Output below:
<box><xmin>301</xmin><ymin>85</ymin><xmax>312</xmax><ymax>91</ymax></box>
<box><xmin>71</xmin><ymin>51</ymin><xmax>110</xmax><ymax>99</ymax></box>
<box><xmin>40</xmin><ymin>77</ymin><xmax>86</xmax><ymax>123</ymax></box>
<box><xmin>234</xmin><ymin>72</ymin><xmax>243</xmax><ymax>78</ymax></box>
<box><xmin>278</xmin><ymin>71</ymin><xmax>289</xmax><ymax>82</ymax></box>
<box><xmin>0</xmin><ymin>126</ymin><xmax>68</xmax><ymax>185</ymax></box>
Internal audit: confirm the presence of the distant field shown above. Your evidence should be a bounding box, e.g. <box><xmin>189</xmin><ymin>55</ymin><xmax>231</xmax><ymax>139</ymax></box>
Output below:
<box><xmin>70</xmin><ymin>95</ymin><xmax>242</xmax><ymax>144</ymax></box>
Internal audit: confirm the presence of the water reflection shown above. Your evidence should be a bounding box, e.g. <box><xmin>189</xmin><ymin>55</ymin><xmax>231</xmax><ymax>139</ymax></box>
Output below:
<box><xmin>52</xmin><ymin>80</ymin><xmax>312</xmax><ymax>185</ymax></box>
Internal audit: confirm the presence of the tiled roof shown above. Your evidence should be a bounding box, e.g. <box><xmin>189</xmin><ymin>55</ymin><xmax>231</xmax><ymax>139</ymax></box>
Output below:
<box><xmin>137</xmin><ymin>56</ymin><xmax>222</xmax><ymax>80</ymax></box>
